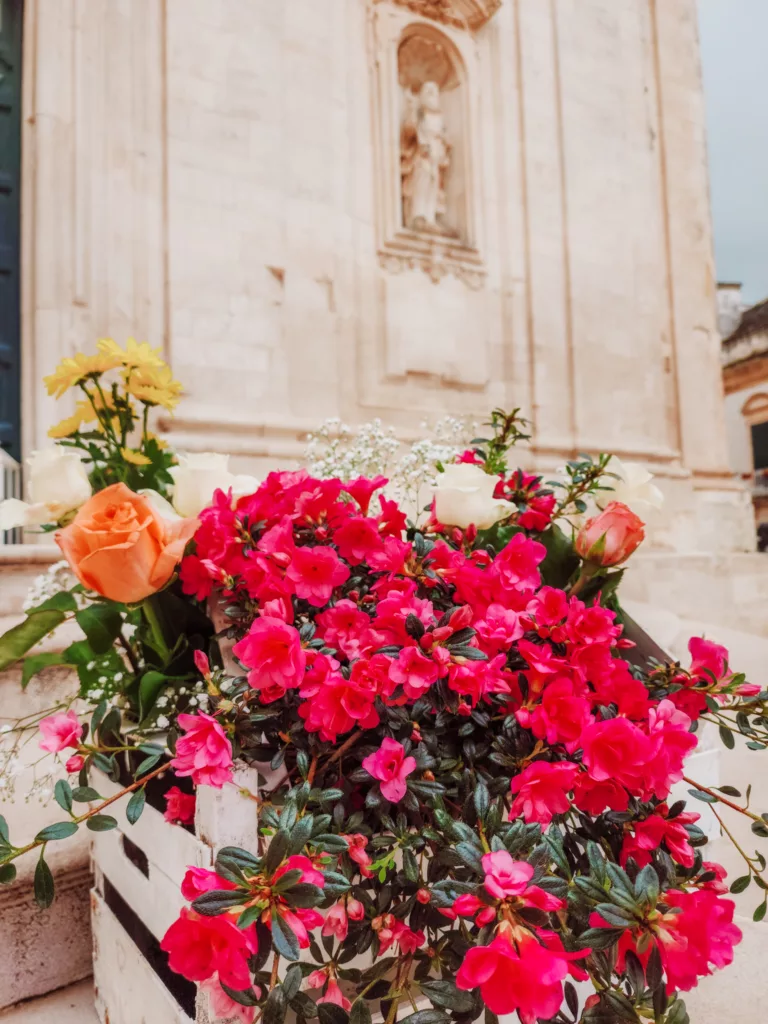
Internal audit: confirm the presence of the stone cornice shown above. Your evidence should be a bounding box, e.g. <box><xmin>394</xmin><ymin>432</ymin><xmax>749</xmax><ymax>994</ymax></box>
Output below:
<box><xmin>377</xmin><ymin>0</ymin><xmax>502</xmax><ymax>31</ymax></box>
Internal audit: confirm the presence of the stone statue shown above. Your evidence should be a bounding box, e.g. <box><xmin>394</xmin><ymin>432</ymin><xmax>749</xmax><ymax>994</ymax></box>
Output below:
<box><xmin>400</xmin><ymin>80</ymin><xmax>453</xmax><ymax>234</ymax></box>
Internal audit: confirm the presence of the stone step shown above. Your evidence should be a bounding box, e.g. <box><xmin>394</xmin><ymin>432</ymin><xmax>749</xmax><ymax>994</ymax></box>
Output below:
<box><xmin>0</xmin><ymin>980</ymin><xmax>97</xmax><ymax>1023</ymax></box>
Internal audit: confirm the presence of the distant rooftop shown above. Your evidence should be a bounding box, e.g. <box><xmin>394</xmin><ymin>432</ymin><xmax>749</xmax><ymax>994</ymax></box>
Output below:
<box><xmin>721</xmin><ymin>295</ymin><xmax>768</xmax><ymax>367</ymax></box>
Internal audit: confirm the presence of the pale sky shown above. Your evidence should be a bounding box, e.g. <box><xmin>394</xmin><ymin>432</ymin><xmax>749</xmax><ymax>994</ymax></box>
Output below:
<box><xmin>698</xmin><ymin>0</ymin><xmax>768</xmax><ymax>305</ymax></box>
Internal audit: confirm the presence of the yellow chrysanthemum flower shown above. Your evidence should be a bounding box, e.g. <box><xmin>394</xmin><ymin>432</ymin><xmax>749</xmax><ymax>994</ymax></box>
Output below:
<box><xmin>48</xmin><ymin>411</ymin><xmax>87</xmax><ymax>439</ymax></box>
<box><xmin>121</xmin><ymin>448</ymin><xmax>152</xmax><ymax>466</ymax></box>
<box><xmin>43</xmin><ymin>351</ymin><xmax>124</xmax><ymax>398</ymax></box>
<box><xmin>126</xmin><ymin>364</ymin><xmax>183</xmax><ymax>412</ymax></box>
<box><xmin>98</xmin><ymin>337</ymin><xmax>167</xmax><ymax>373</ymax></box>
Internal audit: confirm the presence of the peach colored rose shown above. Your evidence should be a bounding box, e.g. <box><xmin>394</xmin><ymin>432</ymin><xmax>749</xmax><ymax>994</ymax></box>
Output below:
<box><xmin>575</xmin><ymin>501</ymin><xmax>645</xmax><ymax>567</ymax></box>
<box><xmin>56</xmin><ymin>483</ymin><xmax>198</xmax><ymax>603</ymax></box>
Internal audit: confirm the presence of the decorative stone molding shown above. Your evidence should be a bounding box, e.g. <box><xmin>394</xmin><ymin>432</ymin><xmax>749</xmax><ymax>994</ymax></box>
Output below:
<box><xmin>378</xmin><ymin>0</ymin><xmax>502</xmax><ymax>31</ymax></box>
<box><xmin>377</xmin><ymin>245</ymin><xmax>484</xmax><ymax>290</ymax></box>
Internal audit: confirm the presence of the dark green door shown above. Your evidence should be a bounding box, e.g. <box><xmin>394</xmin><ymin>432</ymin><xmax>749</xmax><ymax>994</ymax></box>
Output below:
<box><xmin>0</xmin><ymin>0</ymin><xmax>22</xmax><ymax>462</ymax></box>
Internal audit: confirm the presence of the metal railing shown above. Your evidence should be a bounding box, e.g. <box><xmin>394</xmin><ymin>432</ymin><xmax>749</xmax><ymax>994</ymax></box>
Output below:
<box><xmin>0</xmin><ymin>449</ymin><xmax>23</xmax><ymax>545</ymax></box>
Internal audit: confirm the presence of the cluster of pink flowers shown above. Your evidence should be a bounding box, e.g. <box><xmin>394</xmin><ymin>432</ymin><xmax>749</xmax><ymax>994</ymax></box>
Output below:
<box><xmin>160</xmin><ymin>470</ymin><xmax>747</xmax><ymax>1020</ymax></box>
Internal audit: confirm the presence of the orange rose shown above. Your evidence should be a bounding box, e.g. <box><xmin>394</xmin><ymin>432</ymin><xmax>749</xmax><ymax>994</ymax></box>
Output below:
<box><xmin>56</xmin><ymin>483</ymin><xmax>198</xmax><ymax>603</ymax></box>
<box><xmin>575</xmin><ymin>501</ymin><xmax>645</xmax><ymax>567</ymax></box>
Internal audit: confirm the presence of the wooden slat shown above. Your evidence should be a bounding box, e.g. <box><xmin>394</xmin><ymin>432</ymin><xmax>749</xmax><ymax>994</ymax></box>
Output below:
<box><xmin>92</xmin><ymin>890</ymin><xmax>194</xmax><ymax>1024</ymax></box>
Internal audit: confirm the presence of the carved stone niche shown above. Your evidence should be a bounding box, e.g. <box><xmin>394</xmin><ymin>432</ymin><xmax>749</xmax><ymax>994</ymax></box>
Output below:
<box><xmin>372</xmin><ymin>4</ymin><xmax>485</xmax><ymax>290</ymax></box>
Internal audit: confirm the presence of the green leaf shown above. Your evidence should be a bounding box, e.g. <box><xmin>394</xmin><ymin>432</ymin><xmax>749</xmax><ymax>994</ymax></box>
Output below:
<box><xmin>753</xmin><ymin>900</ymin><xmax>767</xmax><ymax>922</ymax></box>
<box><xmin>687</xmin><ymin>788</ymin><xmax>718</xmax><ymax>804</ymax></box>
<box><xmin>538</xmin><ymin>523</ymin><xmax>580</xmax><ymax>589</ymax></box>
<box><xmin>419</xmin><ymin>980</ymin><xmax>476</xmax><ymax>1013</ymax></box>
<box><xmin>86</xmin><ymin>815</ymin><xmax>119</xmax><ymax>832</ymax></box>
<box><xmin>283</xmin><ymin>964</ymin><xmax>303</xmax><ymax>1002</ymax></box>
<box><xmin>138</xmin><ymin>671</ymin><xmax>170</xmax><ymax>721</ymax></box>
<box><xmin>594</xmin><ymin>903</ymin><xmax>636</xmax><ymax>927</ymax></box>
<box><xmin>730</xmin><ymin>874</ymin><xmax>751</xmax><ymax>894</ymax></box>
<box><xmin>398</xmin><ymin>1012</ymin><xmax>449</xmax><ymax>1024</ymax></box>
<box><xmin>191</xmin><ymin>889</ymin><xmax>246</xmax><ymax>915</ymax></box>
<box><xmin>21</xmin><ymin>652</ymin><xmax>68</xmax><ymax>689</ymax></box>
<box><xmin>271</xmin><ymin>909</ymin><xmax>301</xmax><ymax>960</ymax></box>
<box><xmin>35</xmin><ymin>591</ymin><xmax>79</xmax><ymax>613</ymax></box>
<box><xmin>0</xmin><ymin>610</ymin><xmax>67</xmax><ymax>672</ymax></box>
<box><xmin>473</xmin><ymin>780</ymin><xmax>490</xmax><ymax>821</ymax></box>
<box><xmin>321</xmin><ymin>870</ymin><xmax>351</xmax><ymax>898</ymax></box>
<box><xmin>126</xmin><ymin>787</ymin><xmax>146</xmax><ymax>825</ymax></box>
<box><xmin>634</xmin><ymin>864</ymin><xmax>659</xmax><ymax>906</ymax></box>
<box><xmin>135</xmin><ymin>753</ymin><xmax>162</xmax><ymax>778</ymax></box>
<box><xmin>34</xmin><ymin>854</ymin><xmax>55</xmax><ymax>908</ymax></box>
<box><xmin>75</xmin><ymin>604</ymin><xmax>123</xmax><ymax>655</ymax></box>
<box><xmin>72</xmin><ymin>786</ymin><xmax>102</xmax><ymax>803</ymax></box>
<box><xmin>283</xmin><ymin>882</ymin><xmax>324</xmax><ymax>908</ymax></box>
<box><xmin>318</xmin><ymin>1005</ymin><xmax>349</xmax><ymax>1024</ymax></box>
<box><xmin>288</xmin><ymin>815</ymin><xmax>315</xmax><ymax>857</ymax></box>
<box><xmin>577</xmin><ymin>926</ymin><xmax>624</xmax><ymax>950</ymax></box>
<box><xmin>719</xmin><ymin>724</ymin><xmax>735</xmax><ymax>750</ymax></box>
<box><xmin>54</xmin><ymin>780</ymin><xmax>73</xmax><ymax>814</ymax></box>
<box><xmin>0</xmin><ymin>863</ymin><xmax>17</xmax><ymax>884</ymax></box>
<box><xmin>0</xmin><ymin>815</ymin><xmax>8</xmax><ymax>845</ymax></box>
<box><xmin>263</xmin><ymin>985</ymin><xmax>289</xmax><ymax>1024</ymax></box>
<box><xmin>664</xmin><ymin>998</ymin><xmax>690</xmax><ymax>1024</ymax></box>
<box><xmin>349</xmin><ymin>1001</ymin><xmax>372</xmax><ymax>1024</ymax></box>
<box><xmin>220</xmin><ymin>981</ymin><xmax>260</xmax><ymax>1008</ymax></box>
<box><xmin>265</xmin><ymin>830</ymin><xmax>290</xmax><ymax>875</ymax></box>
<box><xmin>35</xmin><ymin>821</ymin><xmax>79</xmax><ymax>842</ymax></box>
<box><xmin>312</xmin><ymin>834</ymin><xmax>349</xmax><ymax>853</ymax></box>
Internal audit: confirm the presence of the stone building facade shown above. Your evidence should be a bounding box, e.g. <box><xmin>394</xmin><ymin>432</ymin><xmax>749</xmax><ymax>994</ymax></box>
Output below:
<box><xmin>5</xmin><ymin>0</ymin><xmax>762</xmax><ymax>623</ymax></box>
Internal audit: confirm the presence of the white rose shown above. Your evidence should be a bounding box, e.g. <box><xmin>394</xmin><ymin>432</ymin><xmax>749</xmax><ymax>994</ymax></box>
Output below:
<box><xmin>597</xmin><ymin>456</ymin><xmax>664</xmax><ymax>515</ymax></box>
<box><xmin>433</xmin><ymin>463</ymin><xmax>515</xmax><ymax>530</ymax></box>
<box><xmin>169</xmin><ymin>452</ymin><xmax>258</xmax><ymax>517</ymax></box>
<box><xmin>0</xmin><ymin>449</ymin><xmax>92</xmax><ymax>530</ymax></box>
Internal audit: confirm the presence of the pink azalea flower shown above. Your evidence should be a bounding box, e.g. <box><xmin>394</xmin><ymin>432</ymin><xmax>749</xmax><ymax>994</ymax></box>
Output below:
<box><xmin>286</xmin><ymin>546</ymin><xmax>350</xmax><ymax>606</ymax></box>
<box><xmin>347</xmin><ymin>898</ymin><xmax>365</xmax><ymax>921</ymax></box>
<box><xmin>333</xmin><ymin>516</ymin><xmax>384</xmax><ymax>565</ymax></box>
<box><xmin>232</xmin><ymin>616</ymin><xmax>306</xmax><ymax>698</ymax></box>
<box><xmin>657</xmin><ymin>889</ymin><xmax>742</xmax><ymax>992</ymax></box>
<box><xmin>362</xmin><ymin>738</ymin><xmax>417</xmax><ymax>802</ymax></box>
<box><xmin>322</xmin><ymin>902</ymin><xmax>349</xmax><ymax>941</ymax></box>
<box><xmin>193</xmin><ymin>650</ymin><xmax>211</xmax><ymax>677</ymax></box>
<box><xmin>163</xmin><ymin>786</ymin><xmax>197</xmax><ymax>826</ymax></box>
<box><xmin>203</xmin><ymin>978</ymin><xmax>259</xmax><ymax>1024</ymax></box>
<box><xmin>482</xmin><ymin>851</ymin><xmax>534</xmax><ymax>899</ymax></box>
<box><xmin>388</xmin><ymin>646</ymin><xmax>439</xmax><ymax>700</ymax></box>
<box><xmin>38</xmin><ymin>710</ymin><xmax>81</xmax><ymax>753</ymax></box>
<box><xmin>688</xmin><ymin>636</ymin><xmax>730</xmax><ymax>685</ymax></box>
<box><xmin>161</xmin><ymin>909</ymin><xmax>256</xmax><ymax>990</ymax></box>
<box><xmin>318</xmin><ymin>980</ymin><xmax>351</xmax><ymax>1012</ymax></box>
<box><xmin>273</xmin><ymin>855</ymin><xmax>325</xmax><ymax>888</ymax></box>
<box><xmin>456</xmin><ymin>933</ymin><xmax>571</xmax><ymax>1020</ymax></box>
<box><xmin>65</xmin><ymin>754</ymin><xmax>85</xmax><ymax>774</ymax></box>
<box><xmin>171</xmin><ymin>712</ymin><xmax>233</xmax><ymax>789</ymax></box>
<box><xmin>180</xmin><ymin>867</ymin><xmax>237</xmax><ymax>902</ymax></box>
<box><xmin>509</xmin><ymin>761</ymin><xmax>578</xmax><ymax>826</ymax></box>
<box><xmin>345</xmin><ymin>834</ymin><xmax>373</xmax><ymax>876</ymax></box>
<box><xmin>343</xmin><ymin>475</ymin><xmax>388</xmax><ymax>515</ymax></box>
<box><xmin>481</xmin><ymin>851</ymin><xmax>563</xmax><ymax>911</ymax></box>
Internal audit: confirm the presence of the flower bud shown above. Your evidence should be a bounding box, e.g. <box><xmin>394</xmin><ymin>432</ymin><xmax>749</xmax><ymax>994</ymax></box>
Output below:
<box><xmin>416</xmin><ymin>889</ymin><xmax>431</xmax><ymax>905</ymax></box>
<box><xmin>575</xmin><ymin>501</ymin><xmax>645</xmax><ymax>567</ymax></box>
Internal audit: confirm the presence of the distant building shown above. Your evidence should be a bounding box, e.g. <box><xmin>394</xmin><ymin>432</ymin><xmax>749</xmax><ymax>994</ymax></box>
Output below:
<box><xmin>721</xmin><ymin>284</ymin><xmax>768</xmax><ymax>523</ymax></box>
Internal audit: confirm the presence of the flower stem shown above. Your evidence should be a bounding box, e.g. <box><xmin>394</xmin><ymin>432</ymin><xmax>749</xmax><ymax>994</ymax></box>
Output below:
<box><xmin>683</xmin><ymin>775</ymin><xmax>765</xmax><ymax>824</ymax></box>
<box><xmin>0</xmin><ymin>762</ymin><xmax>170</xmax><ymax>867</ymax></box>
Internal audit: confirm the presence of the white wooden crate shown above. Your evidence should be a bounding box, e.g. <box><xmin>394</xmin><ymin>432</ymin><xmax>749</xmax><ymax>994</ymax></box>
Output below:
<box><xmin>91</xmin><ymin>762</ymin><xmax>263</xmax><ymax>1024</ymax></box>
